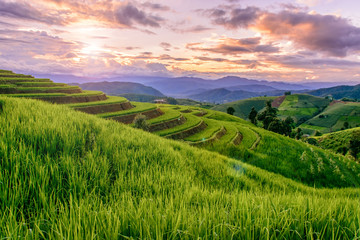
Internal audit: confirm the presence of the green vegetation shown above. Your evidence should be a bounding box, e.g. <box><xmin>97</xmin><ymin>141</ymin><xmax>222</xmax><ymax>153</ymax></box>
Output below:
<box><xmin>12</xmin><ymin>82</ymin><xmax>67</xmax><ymax>87</ymax></box>
<box><xmin>313</xmin><ymin>128</ymin><xmax>360</xmax><ymax>156</ymax></box>
<box><xmin>0</xmin><ymin>78</ymin><xmax>51</xmax><ymax>83</ymax></box>
<box><xmin>147</xmin><ymin>107</ymin><xmax>181</xmax><ymax>124</ymax></box>
<box><xmin>133</xmin><ymin>114</ymin><xmax>150</xmax><ymax>131</ymax></box>
<box><xmin>1</xmin><ymin>85</ymin><xmax>81</xmax><ymax>93</ymax></box>
<box><xmin>120</xmin><ymin>93</ymin><xmax>215</xmax><ymax>107</ymax></box>
<box><xmin>1</xmin><ymin>90</ymin><xmax>104</xmax><ymax>98</ymax></box>
<box><xmin>185</xmin><ymin>118</ymin><xmax>222</xmax><ymax>142</ymax></box>
<box><xmin>212</xmin><ymin>96</ymin><xmax>276</xmax><ymax>119</ymax></box>
<box><xmin>1</xmin><ymin>70</ymin><xmax>360</xmax><ymax>238</ymax></box>
<box><xmin>97</xmin><ymin>102</ymin><xmax>156</xmax><ymax>118</ymax></box>
<box><xmin>67</xmin><ymin>96</ymin><xmax>127</xmax><ymax>108</ymax></box>
<box><xmin>277</xmin><ymin>94</ymin><xmax>330</xmax><ymax>124</ymax></box>
<box><xmin>349</xmin><ymin>130</ymin><xmax>360</xmax><ymax>160</ymax></box>
<box><xmin>226</xmin><ymin>106</ymin><xmax>235</xmax><ymax>115</ymax></box>
<box><xmin>2</xmin><ymin>97</ymin><xmax>360</xmax><ymax>239</ymax></box>
<box><xmin>305</xmin><ymin>102</ymin><xmax>360</xmax><ymax>133</ymax></box>
<box><xmin>155</xmin><ymin>113</ymin><xmax>202</xmax><ymax>136</ymax></box>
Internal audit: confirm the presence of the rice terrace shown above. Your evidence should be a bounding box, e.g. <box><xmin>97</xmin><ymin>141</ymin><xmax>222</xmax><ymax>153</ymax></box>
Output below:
<box><xmin>1</xmin><ymin>0</ymin><xmax>360</xmax><ymax>239</ymax></box>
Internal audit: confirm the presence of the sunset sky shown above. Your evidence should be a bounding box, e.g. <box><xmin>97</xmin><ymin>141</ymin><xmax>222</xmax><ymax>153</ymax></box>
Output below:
<box><xmin>0</xmin><ymin>0</ymin><xmax>360</xmax><ymax>82</ymax></box>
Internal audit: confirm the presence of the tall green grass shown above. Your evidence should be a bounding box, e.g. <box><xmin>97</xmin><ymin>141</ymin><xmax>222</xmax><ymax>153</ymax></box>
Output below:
<box><xmin>98</xmin><ymin>102</ymin><xmax>156</xmax><ymax>118</ymax></box>
<box><xmin>1</xmin><ymin>97</ymin><xmax>360</xmax><ymax>239</ymax></box>
<box><xmin>155</xmin><ymin>113</ymin><xmax>202</xmax><ymax>136</ymax></box>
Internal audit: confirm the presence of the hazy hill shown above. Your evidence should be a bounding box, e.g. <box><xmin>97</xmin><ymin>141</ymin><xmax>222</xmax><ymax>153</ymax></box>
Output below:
<box><xmin>225</xmin><ymin>84</ymin><xmax>279</xmax><ymax>92</ymax></box>
<box><xmin>213</xmin><ymin>76</ymin><xmax>307</xmax><ymax>90</ymax></box>
<box><xmin>189</xmin><ymin>88</ymin><xmax>263</xmax><ymax>103</ymax></box>
<box><xmin>307</xmin><ymin>84</ymin><xmax>360</xmax><ymax>100</ymax></box>
<box><xmin>211</xmin><ymin>96</ymin><xmax>277</xmax><ymax>119</ymax></box>
<box><xmin>72</xmin><ymin>81</ymin><xmax>165</xmax><ymax>97</ymax></box>
<box><xmin>189</xmin><ymin>87</ymin><xmax>286</xmax><ymax>104</ymax></box>
<box><xmin>148</xmin><ymin>76</ymin><xmax>308</xmax><ymax>97</ymax></box>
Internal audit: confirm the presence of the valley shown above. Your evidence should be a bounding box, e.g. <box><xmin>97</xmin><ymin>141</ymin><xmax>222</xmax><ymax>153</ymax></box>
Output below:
<box><xmin>1</xmin><ymin>70</ymin><xmax>360</xmax><ymax>239</ymax></box>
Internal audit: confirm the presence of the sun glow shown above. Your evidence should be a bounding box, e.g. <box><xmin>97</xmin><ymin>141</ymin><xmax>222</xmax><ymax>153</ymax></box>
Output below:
<box><xmin>80</xmin><ymin>44</ymin><xmax>106</xmax><ymax>56</ymax></box>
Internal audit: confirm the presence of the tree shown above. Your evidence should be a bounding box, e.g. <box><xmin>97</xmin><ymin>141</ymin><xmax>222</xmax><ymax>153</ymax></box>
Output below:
<box><xmin>227</xmin><ymin>107</ymin><xmax>235</xmax><ymax>115</ymax></box>
<box><xmin>314</xmin><ymin>130</ymin><xmax>322</xmax><ymax>136</ymax></box>
<box><xmin>295</xmin><ymin>128</ymin><xmax>303</xmax><ymax>140</ymax></box>
<box><xmin>167</xmin><ymin>97</ymin><xmax>178</xmax><ymax>105</ymax></box>
<box><xmin>133</xmin><ymin>114</ymin><xmax>150</xmax><ymax>131</ymax></box>
<box><xmin>248</xmin><ymin>107</ymin><xmax>258</xmax><ymax>125</ymax></box>
<box><xmin>284</xmin><ymin>91</ymin><xmax>291</xmax><ymax>95</ymax></box>
<box><xmin>343</xmin><ymin>121</ymin><xmax>349</xmax><ymax>129</ymax></box>
<box><xmin>283</xmin><ymin>116</ymin><xmax>295</xmax><ymax>136</ymax></box>
<box><xmin>257</xmin><ymin>101</ymin><xmax>277</xmax><ymax>129</ymax></box>
<box><xmin>268</xmin><ymin>118</ymin><xmax>284</xmax><ymax>135</ymax></box>
<box><xmin>349</xmin><ymin>130</ymin><xmax>360</xmax><ymax>160</ymax></box>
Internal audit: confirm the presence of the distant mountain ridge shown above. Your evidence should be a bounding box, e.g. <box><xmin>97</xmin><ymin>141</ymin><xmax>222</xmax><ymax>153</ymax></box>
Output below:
<box><xmin>307</xmin><ymin>84</ymin><xmax>360</xmax><ymax>100</ymax></box>
<box><xmin>32</xmin><ymin>73</ymin><xmax>360</xmax><ymax>99</ymax></box>
<box><xmin>71</xmin><ymin>81</ymin><xmax>165</xmax><ymax>97</ymax></box>
<box><xmin>189</xmin><ymin>87</ymin><xmax>288</xmax><ymax>104</ymax></box>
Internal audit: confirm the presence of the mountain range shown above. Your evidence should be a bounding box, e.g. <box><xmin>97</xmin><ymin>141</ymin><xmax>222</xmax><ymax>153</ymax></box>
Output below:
<box><xmin>34</xmin><ymin>73</ymin><xmax>360</xmax><ymax>103</ymax></box>
<box><xmin>70</xmin><ymin>81</ymin><xmax>165</xmax><ymax>97</ymax></box>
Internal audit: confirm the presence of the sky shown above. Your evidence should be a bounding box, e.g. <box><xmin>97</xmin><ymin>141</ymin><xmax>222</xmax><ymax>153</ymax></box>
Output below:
<box><xmin>0</xmin><ymin>0</ymin><xmax>360</xmax><ymax>82</ymax></box>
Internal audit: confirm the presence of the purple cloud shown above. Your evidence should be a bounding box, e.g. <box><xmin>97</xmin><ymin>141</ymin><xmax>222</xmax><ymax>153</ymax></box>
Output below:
<box><xmin>115</xmin><ymin>4</ymin><xmax>163</xmax><ymax>28</ymax></box>
<box><xmin>0</xmin><ymin>1</ymin><xmax>66</xmax><ymax>25</ymax></box>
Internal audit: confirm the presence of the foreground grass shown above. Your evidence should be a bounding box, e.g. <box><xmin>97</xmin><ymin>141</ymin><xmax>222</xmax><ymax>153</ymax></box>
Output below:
<box><xmin>1</xmin><ymin>97</ymin><xmax>360</xmax><ymax>239</ymax></box>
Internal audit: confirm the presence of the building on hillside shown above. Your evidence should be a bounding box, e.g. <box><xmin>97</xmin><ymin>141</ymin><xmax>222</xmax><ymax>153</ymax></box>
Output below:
<box><xmin>154</xmin><ymin>99</ymin><xmax>167</xmax><ymax>104</ymax></box>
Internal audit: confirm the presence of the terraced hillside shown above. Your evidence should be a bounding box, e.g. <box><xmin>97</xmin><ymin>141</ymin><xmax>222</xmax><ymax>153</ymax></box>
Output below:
<box><xmin>277</xmin><ymin>94</ymin><xmax>330</xmax><ymax>124</ymax></box>
<box><xmin>0</xmin><ymin>71</ymin><xmax>168</xmax><ymax>123</ymax></box>
<box><xmin>211</xmin><ymin>96</ymin><xmax>277</xmax><ymax>119</ymax></box>
<box><xmin>301</xmin><ymin>101</ymin><xmax>360</xmax><ymax>134</ymax></box>
<box><xmin>1</xmin><ymin>70</ymin><xmax>360</xmax><ymax>189</ymax></box>
<box><xmin>212</xmin><ymin>94</ymin><xmax>359</xmax><ymax>135</ymax></box>
<box><xmin>309</xmin><ymin>127</ymin><xmax>360</xmax><ymax>155</ymax></box>
<box><xmin>1</xmin><ymin>95</ymin><xmax>360</xmax><ymax>239</ymax></box>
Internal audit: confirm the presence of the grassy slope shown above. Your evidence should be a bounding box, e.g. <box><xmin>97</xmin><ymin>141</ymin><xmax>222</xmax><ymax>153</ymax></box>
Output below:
<box><xmin>200</xmin><ymin>109</ymin><xmax>360</xmax><ymax>188</ymax></box>
<box><xmin>303</xmin><ymin>102</ymin><xmax>360</xmax><ymax>133</ymax></box>
<box><xmin>277</xmin><ymin>94</ymin><xmax>330</xmax><ymax>123</ymax></box>
<box><xmin>211</xmin><ymin>96</ymin><xmax>276</xmax><ymax>119</ymax></box>
<box><xmin>67</xmin><ymin>96</ymin><xmax>127</xmax><ymax>108</ymax></box>
<box><xmin>1</xmin><ymin>97</ymin><xmax>360</xmax><ymax>239</ymax></box>
<box><xmin>314</xmin><ymin>127</ymin><xmax>360</xmax><ymax>154</ymax></box>
<box><xmin>97</xmin><ymin>102</ymin><xmax>156</xmax><ymax>118</ymax></box>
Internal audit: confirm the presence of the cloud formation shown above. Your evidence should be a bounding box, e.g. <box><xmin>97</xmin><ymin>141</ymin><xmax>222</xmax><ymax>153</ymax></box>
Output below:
<box><xmin>187</xmin><ymin>37</ymin><xmax>279</xmax><ymax>55</ymax></box>
<box><xmin>256</xmin><ymin>11</ymin><xmax>360</xmax><ymax>57</ymax></box>
<box><xmin>204</xmin><ymin>6</ymin><xmax>261</xmax><ymax>29</ymax></box>
<box><xmin>0</xmin><ymin>1</ymin><xmax>66</xmax><ymax>25</ymax></box>
<box><xmin>0</xmin><ymin>0</ymin><xmax>165</xmax><ymax>29</ymax></box>
<box><xmin>206</xmin><ymin>6</ymin><xmax>360</xmax><ymax>57</ymax></box>
<box><xmin>115</xmin><ymin>3</ymin><xmax>163</xmax><ymax>28</ymax></box>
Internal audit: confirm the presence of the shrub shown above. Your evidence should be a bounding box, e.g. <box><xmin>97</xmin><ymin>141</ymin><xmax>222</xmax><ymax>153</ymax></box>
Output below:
<box><xmin>227</xmin><ymin>107</ymin><xmax>235</xmax><ymax>115</ymax></box>
<box><xmin>349</xmin><ymin>130</ymin><xmax>360</xmax><ymax>160</ymax></box>
<box><xmin>314</xmin><ymin>130</ymin><xmax>322</xmax><ymax>136</ymax></box>
<box><xmin>133</xmin><ymin>114</ymin><xmax>150</xmax><ymax>131</ymax></box>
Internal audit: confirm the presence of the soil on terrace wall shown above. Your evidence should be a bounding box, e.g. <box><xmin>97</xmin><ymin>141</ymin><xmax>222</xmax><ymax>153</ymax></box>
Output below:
<box><xmin>0</xmin><ymin>88</ymin><xmax>82</xmax><ymax>94</ymax></box>
<box><xmin>272</xmin><ymin>96</ymin><xmax>286</xmax><ymax>108</ymax></box>
<box><xmin>191</xmin><ymin>126</ymin><xmax>227</xmax><ymax>146</ymax></box>
<box><xmin>165</xmin><ymin>120</ymin><xmax>207</xmax><ymax>140</ymax></box>
<box><xmin>232</xmin><ymin>132</ymin><xmax>243</xmax><ymax>145</ymax></box>
<box><xmin>75</xmin><ymin>102</ymin><xmax>133</xmax><ymax>114</ymax></box>
<box><xmin>194</xmin><ymin>111</ymin><xmax>207</xmax><ymax>117</ymax></box>
<box><xmin>111</xmin><ymin>108</ymin><xmax>164</xmax><ymax>124</ymax></box>
<box><xmin>149</xmin><ymin>115</ymin><xmax>186</xmax><ymax>132</ymax></box>
<box><xmin>34</xmin><ymin>94</ymin><xmax>108</xmax><ymax>104</ymax></box>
